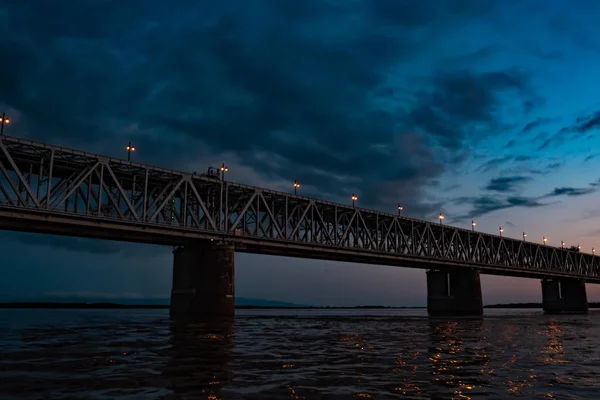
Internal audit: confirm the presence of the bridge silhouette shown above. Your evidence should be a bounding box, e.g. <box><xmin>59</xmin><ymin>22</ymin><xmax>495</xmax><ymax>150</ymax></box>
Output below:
<box><xmin>0</xmin><ymin>134</ymin><xmax>595</xmax><ymax>316</ymax></box>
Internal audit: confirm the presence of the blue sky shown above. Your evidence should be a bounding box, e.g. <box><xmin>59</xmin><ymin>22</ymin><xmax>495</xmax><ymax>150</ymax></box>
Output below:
<box><xmin>2</xmin><ymin>0</ymin><xmax>600</xmax><ymax>306</ymax></box>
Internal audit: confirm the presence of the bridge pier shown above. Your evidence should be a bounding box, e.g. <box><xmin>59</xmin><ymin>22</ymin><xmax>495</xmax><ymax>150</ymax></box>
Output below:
<box><xmin>426</xmin><ymin>269</ymin><xmax>483</xmax><ymax>317</ymax></box>
<box><xmin>541</xmin><ymin>278</ymin><xmax>588</xmax><ymax>314</ymax></box>
<box><xmin>169</xmin><ymin>241</ymin><xmax>235</xmax><ymax>319</ymax></box>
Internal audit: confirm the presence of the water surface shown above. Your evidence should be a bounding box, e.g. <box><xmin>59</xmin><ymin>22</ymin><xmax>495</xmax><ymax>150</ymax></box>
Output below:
<box><xmin>1</xmin><ymin>308</ymin><xmax>599</xmax><ymax>399</ymax></box>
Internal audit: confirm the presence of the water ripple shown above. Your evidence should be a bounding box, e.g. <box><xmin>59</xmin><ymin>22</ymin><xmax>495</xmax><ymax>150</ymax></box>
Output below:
<box><xmin>1</xmin><ymin>309</ymin><xmax>600</xmax><ymax>399</ymax></box>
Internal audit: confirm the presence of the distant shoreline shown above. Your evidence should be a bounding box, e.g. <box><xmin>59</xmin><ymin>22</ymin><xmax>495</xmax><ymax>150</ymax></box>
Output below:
<box><xmin>0</xmin><ymin>302</ymin><xmax>424</xmax><ymax>310</ymax></box>
<box><xmin>1</xmin><ymin>301</ymin><xmax>599</xmax><ymax>310</ymax></box>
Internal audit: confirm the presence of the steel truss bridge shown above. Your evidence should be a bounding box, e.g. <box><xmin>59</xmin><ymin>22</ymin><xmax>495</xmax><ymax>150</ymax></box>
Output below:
<box><xmin>0</xmin><ymin>134</ymin><xmax>598</xmax><ymax>283</ymax></box>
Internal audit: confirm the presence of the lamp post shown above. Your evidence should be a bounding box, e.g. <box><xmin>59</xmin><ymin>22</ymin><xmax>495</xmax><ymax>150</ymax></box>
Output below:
<box><xmin>523</xmin><ymin>232</ymin><xmax>527</xmax><ymax>241</ymax></box>
<box><xmin>471</xmin><ymin>220</ymin><xmax>476</xmax><ymax>232</ymax></box>
<box><xmin>220</xmin><ymin>163</ymin><xmax>228</xmax><ymax>181</ymax></box>
<box><xmin>351</xmin><ymin>193</ymin><xmax>358</xmax><ymax>207</ymax></box>
<box><xmin>438</xmin><ymin>213</ymin><xmax>444</xmax><ymax>225</ymax></box>
<box><xmin>397</xmin><ymin>204</ymin><xmax>403</xmax><ymax>216</ymax></box>
<box><xmin>499</xmin><ymin>226</ymin><xmax>504</xmax><ymax>237</ymax></box>
<box><xmin>126</xmin><ymin>142</ymin><xmax>135</xmax><ymax>161</ymax></box>
<box><xmin>561</xmin><ymin>241</ymin><xmax>565</xmax><ymax>249</ymax></box>
<box><xmin>593</xmin><ymin>247</ymin><xmax>595</xmax><ymax>255</ymax></box>
<box><xmin>294</xmin><ymin>180</ymin><xmax>300</xmax><ymax>195</ymax></box>
<box><xmin>0</xmin><ymin>112</ymin><xmax>9</xmax><ymax>135</ymax></box>
<box><xmin>543</xmin><ymin>236</ymin><xmax>547</xmax><ymax>245</ymax></box>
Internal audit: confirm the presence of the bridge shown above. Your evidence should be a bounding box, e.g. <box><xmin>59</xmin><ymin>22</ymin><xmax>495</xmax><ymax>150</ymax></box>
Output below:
<box><xmin>0</xmin><ymin>134</ymin><xmax>596</xmax><ymax>316</ymax></box>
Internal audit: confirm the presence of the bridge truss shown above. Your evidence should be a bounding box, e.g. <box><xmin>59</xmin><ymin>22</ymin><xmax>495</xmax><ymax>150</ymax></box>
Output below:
<box><xmin>0</xmin><ymin>134</ymin><xmax>598</xmax><ymax>281</ymax></box>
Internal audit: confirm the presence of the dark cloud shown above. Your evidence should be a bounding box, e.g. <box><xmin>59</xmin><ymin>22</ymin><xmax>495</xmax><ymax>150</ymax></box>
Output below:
<box><xmin>547</xmin><ymin>11</ymin><xmax>600</xmax><ymax>53</ymax></box>
<box><xmin>0</xmin><ymin>0</ymin><xmax>535</xmax><ymax>221</ymax></box>
<box><xmin>477</xmin><ymin>154</ymin><xmax>537</xmax><ymax>173</ymax></box>
<box><xmin>573</xmin><ymin>110</ymin><xmax>600</xmax><ymax>133</ymax></box>
<box><xmin>514</xmin><ymin>155</ymin><xmax>533</xmax><ymax>162</ymax></box>
<box><xmin>506</xmin><ymin>196</ymin><xmax>543</xmax><ymax>207</ymax></box>
<box><xmin>444</xmin><ymin>45</ymin><xmax>503</xmax><ymax>67</ymax></box>
<box><xmin>407</xmin><ymin>69</ymin><xmax>529</xmax><ymax>156</ymax></box>
<box><xmin>547</xmin><ymin>162</ymin><xmax>562</xmax><ymax>170</ymax></box>
<box><xmin>476</xmin><ymin>155</ymin><xmax>513</xmax><ymax>173</ymax></box>
<box><xmin>0</xmin><ymin>0</ymin><xmax>539</xmax><ymax>257</ymax></box>
<box><xmin>590</xmin><ymin>179</ymin><xmax>600</xmax><ymax>187</ymax></box>
<box><xmin>546</xmin><ymin>187</ymin><xmax>596</xmax><ymax>197</ymax></box>
<box><xmin>536</xmin><ymin>129</ymin><xmax>567</xmax><ymax>150</ymax></box>
<box><xmin>546</xmin><ymin>110</ymin><xmax>600</xmax><ymax>147</ymax></box>
<box><xmin>584</xmin><ymin>154</ymin><xmax>600</xmax><ymax>163</ymax></box>
<box><xmin>485</xmin><ymin>176</ymin><xmax>531</xmax><ymax>192</ymax></box>
<box><xmin>522</xmin><ymin>117</ymin><xmax>553</xmax><ymax>133</ymax></box>
<box><xmin>532</xmin><ymin>131</ymin><xmax>548</xmax><ymax>143</ymax></box>
<box><xmin>365</xmin><ymin>0</ymin><xmax>496</xmax><ymax>28</ymax></box>
<box><xmin>454</xmin><ymin>195</ymin><xmax>545</xmax><ymax>220</ymax></box>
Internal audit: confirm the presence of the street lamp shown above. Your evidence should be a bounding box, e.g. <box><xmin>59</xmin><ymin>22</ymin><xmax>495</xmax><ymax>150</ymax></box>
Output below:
<box><xmin>351</xmin><ymin>193</ymin><xmax>358</xmax><ymax>207</ymax></box>
<box><xmin>439</xmin><ymin>213</ymin><xmax>444</xmax><ymax>225</ymax></box>
<box><xmin>220</xmin><ymin>163</ymin><xmax>228</xmax><ymax>181</ymax></box>
<box><xmin>125</xmin><ymin>142</ymin><xmax>135</xmax><ymax>161</ymax></box>
<box><xmin>593</xmin><ymin>247</ymin><xmax>595</xmax><ymax>255</ymax></box>
<box><xmin>397</xmin><ymin>204</ymin><xmax>403</xmax><ymax>216</ymax></box>
<box><xmin>1</xmin><ymin>112</ymin><xmax>11</xmax><ymax>135</ymax></box>
<box><xmin>471</xmin><ymin>220</ymin><xmax>476</xmax><ymax>232</ymax></box>
<box><xmin>523</xmin><ymin>232</ymin><xmax>527</xmax><ymax>241</ymax></box>
<box><xmin>499</xmin><ymin>226</ymin><xmax>504</xmax><ymax>237</ymax></box>
<box><xmin>543</xmin><ymin>236</ymin><xmax>547</xmax><ymax>245</ymax></box>
<box><xmin>578</xmin><ymin>244</ymin><xmax>581</xmax><ymax>251</ymax></box>
<box><xmin>561</xmin><ymin>241</ymin><xmax>565</xmax><ymax>249</ymax></box>
<box><xmin>293</xmin><ymin>180</ymin><xmax>300</xmax><ymax>195</ymax></box>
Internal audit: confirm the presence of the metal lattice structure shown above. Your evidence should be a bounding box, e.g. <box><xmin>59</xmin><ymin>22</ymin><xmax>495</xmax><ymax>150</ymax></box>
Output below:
<box><xmin>0</xmin><ymin>134</ymin><xmax>599</xmax><ymax>282</ymax></box>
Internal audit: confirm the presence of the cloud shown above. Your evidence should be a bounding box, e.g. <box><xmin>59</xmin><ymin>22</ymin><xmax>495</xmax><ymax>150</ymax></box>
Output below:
<box><xmin>543</xmin><ymin>110</ymin><xmax>600</xmax><ymax>149</ymax></box>
<box><xmin>545</xmin><ymin>187</ymin><xmax>596</xmax><ymax>197</ymax></box>
<box><xmin>0</xmin><ymin>0</ymin><xmax>538</xmax><ymax>223</ymax></box>
<box><xmin>454</xmin><ymin>195</ymin><xmax>546</xmax><ymax>220</ymax></box>
<box><xmin>365</xmin><ymin>0</ymin><xmax>496</xmax><ymax>28</ymax></box>
<box><xmin>547</xmin><ymin>162</ymin><xmax>562</xmax><ymax>170</ymax></box>
<box><xmin>476</xmin><ymin>156</ymin><xmax>513</xmax><ymax>173</ymax></box>
<box><xmin>505</xmin><ymin>196</ymin><xmax>545</xmax><ymax>207</ymax></box>
<box><xmin>536</xmin><ymin>129</ymin><xmax>570</xmax><ymax>150</ymax></box>
<box><xmin>522</xmin><ymin>117</ymin><xmax>553</xmax><ymax>133</ymax></box>
<box><xmin>514</xmin><ymin>155</ymin><xmax>533</xmax><ymax>162</ymax></box>
<box><xmin>457</xmin><ymin>182</ymin><xmax>597</xmax><ymax>220</ymax></box>
<box><xmin>574</xmin><ymin>110</ymin><xmax>600</xmax><ymax>133</ymax></box>
<box><xmin>590</xmin><ymin>179</ymin><xmax>600</xmax><ymax>187</ymax></box>
<box><xmin>485</xmin><ymin>176</ymin><xmax>532</xmax><ymax>192</ymax></box>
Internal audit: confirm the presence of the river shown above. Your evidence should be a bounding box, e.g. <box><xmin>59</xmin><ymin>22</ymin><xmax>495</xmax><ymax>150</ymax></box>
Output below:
<box><xmin>1</xmin><ymin>308</ymin><xmax>599</xmax><ymax>399</ymax></box>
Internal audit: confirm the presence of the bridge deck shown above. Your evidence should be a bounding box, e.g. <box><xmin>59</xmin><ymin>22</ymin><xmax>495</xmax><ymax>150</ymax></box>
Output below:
<box><xmin>1</xmin><ymin>134</ymin><xmax>599</xmax><ymax>283</ymax></box>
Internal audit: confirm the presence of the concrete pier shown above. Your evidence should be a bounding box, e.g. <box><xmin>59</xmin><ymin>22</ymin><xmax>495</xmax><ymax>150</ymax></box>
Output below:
<box><xmin>542</xmin><ymin>278</ymin><xmax>588</xmax><ymax>314</ymax></box>
<box><xmin>427</xmin><ymin>268</ymin><xmax>483</xmax><ymax>316</ymax></box>
<box><xmin>170</xmin><ymin>241</ymin><xmax>235</xmax><ymax>318</ymax></box>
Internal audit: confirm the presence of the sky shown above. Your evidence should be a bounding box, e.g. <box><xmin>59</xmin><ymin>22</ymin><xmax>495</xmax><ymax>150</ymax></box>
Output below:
<box><xmin>2</xmin><ymin>0</ymin><xmax>600</xmax><ymax>306</ymax></box>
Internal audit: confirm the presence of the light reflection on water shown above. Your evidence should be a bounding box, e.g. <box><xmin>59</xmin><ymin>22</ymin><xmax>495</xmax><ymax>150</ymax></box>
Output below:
<box><xmin>0</xmin><ymin>309</ymin><xmax>599</xmax><ymax>399</ymax></box>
